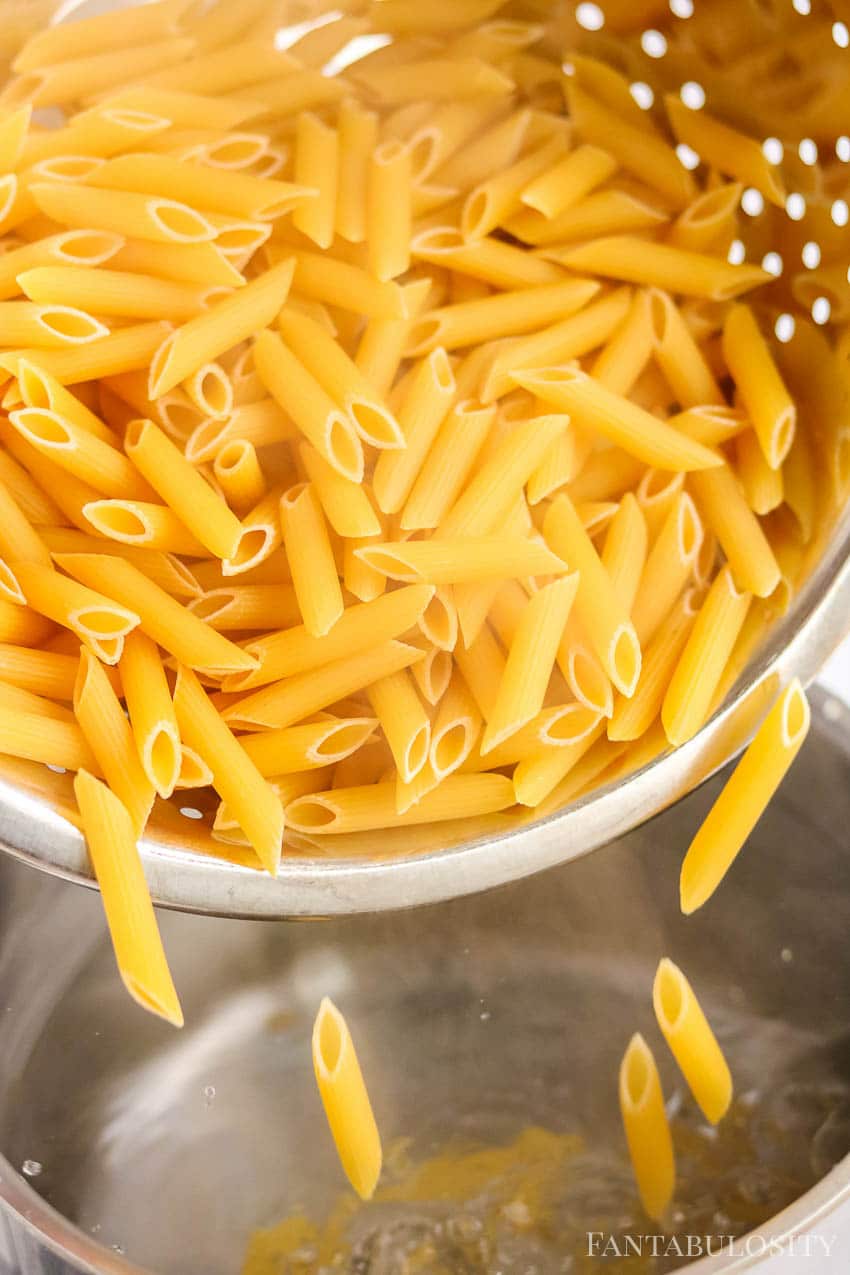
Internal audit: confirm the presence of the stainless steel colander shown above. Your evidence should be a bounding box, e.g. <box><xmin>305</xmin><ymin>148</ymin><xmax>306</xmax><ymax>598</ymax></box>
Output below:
<box><xmin>0</xmin><ymin>0</ymin><xmax>848</xmax><ymax>918</ymax></box>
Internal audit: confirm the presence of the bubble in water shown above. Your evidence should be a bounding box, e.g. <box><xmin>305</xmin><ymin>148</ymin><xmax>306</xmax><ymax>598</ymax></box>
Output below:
<box><xmin>204</xmin><ymin>1084</ymin><xmax>216</xmax><ymax>1105</ymax></box>
<box><xmin>781</xmin><ymin>947</ymin><xmax>793</xmax><ymax>964</ymax></box>
<box><xmin>21</xmin><ymin>1159</ymin><xmax>41</xmax><ymax>1178</ymax></box>
<box><xmin>480</xmin><ymin>1011</ymin><xmax>491</xmax><ymax>1022</ymax></box>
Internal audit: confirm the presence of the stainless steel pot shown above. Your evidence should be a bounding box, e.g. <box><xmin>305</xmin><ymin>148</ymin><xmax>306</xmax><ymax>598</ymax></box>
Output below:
<box><xmin>0</xmin><ymin>688</ymin><xmax>847</xmax><ymax>1273</ymax></box>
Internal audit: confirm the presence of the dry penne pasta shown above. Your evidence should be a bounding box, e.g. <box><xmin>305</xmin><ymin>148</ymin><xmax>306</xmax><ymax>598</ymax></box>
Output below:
<box><xmin>619</xmin><ymin>1033</ymin><xmax>675</xmax><ymax>1222</ymax></box>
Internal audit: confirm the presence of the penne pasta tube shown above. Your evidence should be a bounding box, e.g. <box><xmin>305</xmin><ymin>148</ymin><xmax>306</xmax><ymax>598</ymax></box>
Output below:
<box><xmin>5</xmin><ymin>37</ymin><xmax>195</xmax><ymax>109</ymax></box>
<box><xmin>300</xmin><ymin>444</ymin><xmax>380</xmax><ymax>540</ymax></box>
<box><xmin>680</xmin><ymin>680</ymin><xmax>810</xmax><ymax>914</ymax></box>
<box><xmin>183</xmin><ymin>361</ymin><xmax>233</xmax><ymax>421</ymax></box>
<box><xmin>88</xmin><ymin>152</ymin><xmax>313</xmax><ymax>222</ymax></box>
<box><xmin>8</xmin><ymin>407</ymin><xmax>153</xmax><ymax>500</ymax></box>
<box><xmin>312</xmin><ymin>997</ymin><xmax>382</xmax><ymax>1201</ymax></box>
<box><xmin>690</xmin><ymin>465</ymin><xmax>780</xmax><ymax>598</ymax></box>
<box><xmin>221</xmin><ymin>484</ymin><xmax>285</xmax><ymax>577</ymax></box>
<box><xmin>224</xmin><ymin>585</ymin><xmax>434</xmax><ymax>692</ymax></box>
<box><xmin>16</xmin><ymin>359</ymin><xmax>114</xmax><ymax>444</ymax></box>
<box><xmin>429</xmin><ymin>671</ymin><xmax>481</xmax><ymax>778</ymax></box>
<box><xmin>120</xmin><ymin>629</ymin><xmax>180</xmax><ymax>798</ymax></box>
<box><xmin>189</xmin><ymin>585</ymin><xmax>299</xmax><ymax>633</ymax></box>
<box><xmin>662</xmin><ymin>565</ymin><xmax>751</xmax><ymax>746</ymax></box>
<box><xmin>406</xmin><ymin>277</ymin><xmax>600</xmax><ymax>355</ymax></box>
<box><xmin>91</xmin><ymin>87</ymin><xmax>266</xmax><ymax>131</ymax></box>
<box><xmin>41</xmin><ymin>528</ymin><xmax>200</xmax><ymax>599</ymax></box>
<box><xmin>278</xmin><ymin>307</ymin><xmax>402</xmax><ymax>450</ymax></box>
<box><xmin>0</xmin><ymin>229</ymin><xmax>125</xmax><ymax>301</ymax></box>
<box><xmin>253</xmin><ymin>329</ymin><xmax>364</xmax><ymax>483</ymax></box>
<box><xmin>234</xmin><ymin>69</ymin><xmax>347</xmax><ymax>120</ymax></box>
<box><xmin>0</xmin><ymin>103</ymin><xmax>30</xmax><ymax>168</ymax></box>
<box><xmin>665</xmin><ymin>96</ymin><xmax>784</xmax><ymax>208</ymax></box>
<box><xmin>667</xmin><ymin>182</ymin><xmax>743</xmax><ymax>254</ymax></box>
<box><xmin>556</xmin><ymin>236</ymin><xmax>769</xmax><ymax>302</ymax></box>
<box><xmin>138</xmin><ymin>38</ymin><xmax>300</xmax><ymax>95</ymax></box>
<box><xmin>353</xmin><ymin>275</ymin><xmax>433</xmax><ymax>397</ymax></box>
<box><xmin>73</xmin><ymin>769</ymin><xmax>183</xmax><ymax>1028</ymax></box>
<box><xmin>619</xmin><ymin>1034</ymin><xmax>675</xmax><ymax>1222</ymax></box>
<box><xmin>280</xmin><ymin>483</ymin><xmax>344</xmax><ymax>638</ymax></box>
<box><xmin>111</xmin><ymin>238</ymin><xmax>243</xmax><ymax>288</ymax></box>
<box><xmin>292</xmin><ymin>112</ymin><xmax>338</xmax><ymax>250</ymax></box>
<box><xmin>590</xmin><ymin>290</ymin><xmax>654</xmax><ymax>398</ymax></box>
<box><xmin>240</xmin><ymin>718</ymin><xmax>377</xmax><ymax>778</ymax></box>
<box><xmin>461</xmin><ymin>134</ymin><xmax>567</xmax><ymax>239</ymax></box>
<box><xmin>185</xmin><ymin>397</ymin><xmax>292</xmax><ymax>463</ymax></box>
<box><xmin>29</xmin><ymin>181</ymin><xmax>216</xmax><ymax>245</ymax></box>
<box><xmin>365</xmin><ymin>0</ymin><xmax>506</xmax><ymax>34</ymax></box>
<box><xmin>213</xmin><ymin>440</ymin><xmax>266</xmax><ymax>515</ymax></box>
<box><xmin>565</xmin><ymin>83</ymin><xmax>695</xmax><ymax>209</ymax></box>
<box><xmin>481</xmin><ymin>575</ymin><xmax>578</xmax><ymax>753</ymax></box>
<box><xmin>373</xmin><ymin>349</ymin><xmax>456</xmax><ymax>514</ymax></box>
<box><xmin>544</xmin><ymin>495</ymin><xmax>640</xmax><ymax>697</ymax></box>
<box><xmin>0</xmin><ymin>321</ymin><xmax>172</xmax><ymax>386</ymax></box>
<box><xmin>601</xmin><ymin>493</ymin><xmax>648</xmax><ymax>615</ymax></box>
<box><xmin>367</xmin><ymin>139</ymin><xmax>411</xmax><ymax>283</ymax></box>
<box><xmin>521</xmin><ymin>143</ymin><xmax>617</xmax><ymax>218</ymax></box>
<box><xmin>517</xmin><ymin>367</ymin><xmax>721</xmax><ymax>472</ymax></box>
<box><xmin>482</xmin><ymin>288</ymin><xmax>632</xmax><ymax>401</ymax></box>
<box><xmin>0</xmin><ymin>680</ymin><xmax>74</xmax><ymax>723</ymax></box>
<box><xmin>74</xmin><ymin>647</ymin><xmax>155</xmax><ymax>835</ymax></box>
<box><xmin>223</xmin><ymin>640</ymin><xmax>425</xmax><ymax>731</ymax></box>
<box><xmin>653</xmin><ymin>958</ymin><xmax>732</xmax><ymax>1125</ymax></box>
<box><xmin>173</xmin><ymin>665</ymin><xmax>283</xmax><ymax>875</ymax></box>
<box><xmin>669</xmin><ymin>405</ymin><xmax>748</xmax><ymax>449</ymax></box>
<box><xmin>368</xmin><ymin>670</ymin><xmax>431</xmax><ymax>783</ymax></box>
<box><xmin>647</xmin><ymin>289</ymin><xmax>723</xmax><ymax>408</ymax></box>
<box><xmin>14</xmin><ymin>559</ymin><xmax>138</xmax><ymax>665</ymax></box>
<box><xmin>632</xmin><ymin>493</ymin><xmax>703</xmax><ymax>645</ymax></box>
<box><xmin>18</xmin><ymin>265</ymin><xmax>216</xmax><ymax>322</ymax></box>
<box><xmin>736</xmin><ymin>429</ymin><xmax>784</xmax><ymax>516</ymax></box>
<box><xmin>148</xmin><ymin>259</ymin><xmax>294</xmax><ymax>396</ymax></box>
<box><xmin>285</xmin><ymin>247</ymin><xmax>406</xmax><ymax>320</ymax></box>
<box><xmin>0</xmin><ymin>598</ymin><xmax>51</xmax><ymax>644</ymax></box>
<box><xmin>0</xmin><ymin>642</ymin><xmax>80</xmax><ymax>699</ymax></box>
<box><xmin>513</xmin><ymin>717</ymin><xmax>606</xmax><ymax>808</ymax></box>
<box><xmin>609</xmin><ymin>589</ymin><xmax>700</xmax><ymax>742</ymax></box>
<box><xmin>0</xmin><ymin>301</ymin><xmax>106</xmax><ymax>348</ymax></box>
<box><xmin>15</xmin><ymin>1</ymin><xmax>188</xmax><ymax>71</ymax></box>
<box><xmin>54</xmin><ymin>553</ymin><xmax>256</xmax><ymax>676</ymax></box>
<box><xmin>336</xmin><ymin>97</ymin><xmax>378</xmax><ymax>244</ymax></box>
<box><xmin>401</xmin><ymin>399</ymin><xmax>495</xmax><ymax>532</ymax></box>
<box><xmin>722</xmin><ymin>304</ymin><xmax>796</xmax><ymax>469</ymax></box>
<box><xmin>412</xmin><ymin>226</ymin><xmax>562</xmax><ymax>291</ymax></box>
<box><xmin>175</xmin><ymin>744</ymin><xmax>214</xmax><ymax>790</ymax></box>
<box><xmin>287</xmin><ymin>772</ymin><xmax>515</xmax><ymax>833</ymax></box>
<box><xmin>124</xmin><ymin>419</ymin><xmax>243</xmax><ymax>559</ymax></box>
<box><xmin>352</xmin><ymin>57</ymin><xmax>513</xmax><ymax>104</ymax></box>
<box><xmin>440</xmin><ymin>413</ymin><xmax>568</xmax><ymax>537</ymax></box>
<box><xmin>356</xmin><ymin>537</ymin><xmax>567</xmax><ymax>586</ymax></box>
<box><xmin>0</xmin><ymin>475</ymin><xmax>51</xmax><ymax>569</ymax></box>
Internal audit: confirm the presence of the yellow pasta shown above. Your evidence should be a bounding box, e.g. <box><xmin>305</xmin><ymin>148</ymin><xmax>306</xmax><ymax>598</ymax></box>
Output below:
<box><xmin>722</xmin><ymin>304</ymin><xmax>796</xmax><ymax>469</ymax></box>
<box><xmin>356</xmin><ymin>537</ymin><xmax>567</xmax><ymax>586</ymax></box>
<box><xmin>373</xmin><ymin>348</ymin><xmax>455</xmax><ymax>514</ymax></box>
<box><xmin>462</xmin><ymin>134</ymin><xmax>567</xmax><ymax>239</ymax></box>
<box><xmin>54</xmin><ymin>552</ymin><xmax>255</xmax><ymax>676</ymax></box>
<box><xmin>285</xmin><ymin>246</ymin><xmax>406</xmax><ymax>320</ymax></box>
<box><xmin>690</xmin><ymin>464</ymin><xmax>781</xmax><ymax>598</ymax></box>
<box><xmin>632</xmin><ymin>493</ymin><xmax>703</xmax><ymax>646</ymax></box>
<box><xmin>14</xmin><ymin>559</ymin><xmax>138</xmax><ymax>665</ymax></box>
<box><xmin>367</xmin><ymin>140</ymin><xmax>412</xmax><ymax>283</ymax></box>
<box><xmin>189</xmin><ymin>585</ymin><xmax>300</xmax><ymax>633</ymax></box>
<box><xmin>619</xmin><ymin>1033</ymin><xmax>675</xmax><ymax>1222</ymax></box>
<box><xmin>292</xmin><ymin>112</ymin><xmax>338</xmax><ymax>250</ymax></box>
<box><xmin>280</xmin><ymin>483</ymin><xmax>343</xmax><ymax>638</ymax></box>
<box><xmin>120</xmin><ymin>629</ymin><xmax>181</xmax><ymax>799</ymax></box>
<box><xmin>736</xmin><ymin>429</ymin><xmax>784</xmax><ymax>516</ymax></box>
<box><xmin>15</xmin><ymin>2</ymin><xmax>188</xmax><ymax>72</ymax></box>
<box><xmin>481</xmin><ymin>576</ymin><xmax>577</xmax><ymax>754</ymax></box>
<box><xmin>609</xmin><ymin>589</ymin><xmax>700</xmax><ymax>743</ymax></box>
<box><xmin>287</xmin><ymin>772</ymin><xmax>515</xmax><ymax>833</ymax></box>
<box><xmin>352</xmin><ymin>57</ymin><xmax>513</xmax><ymax>104</ymax></box>
<box><xmin>29</xmin><ymin>181</ymin><xmax>216</xmax><ymax>246</ymax></box>
<box><xmin>648</xmin><ymin>289</ymin><xmax>723</xmax><ymax>408</ymax></box>
<box><xmin>73</xmin><ymin>769</ymin><xmax>182</xmax><ymax>1028</ymax></box>
<box><xmin>254</xmin><ymin>329</ymin><xmax>365</xmax><ymax>482</ymax></box>
<box><xmin>224</xmin><ymin>585</ymin><xmax>434</xmax><ymax>692</ymax></box>
<box><xmin>239</xmin><ymin>718</ymin><xmax>377</xmax><ymax>779</ymax></box>
<box><xmin>0</xmin><ymin>701</ymin><xmax>97</xmax><ymax>770</ymax></box>
<box><xmin>213</xmin><ymin>440</ymin><xmax>266</xmax><ymax>515</ymax></box>
<box><xmin>518</xmin><ymin>367</ymin><xmax>721</xmax><ymax>472</ymax></box>
<box><xmin>223</xmin><ymin>640</ymin><xmax>425</xmax><ymax>731</ymax></box>
<box><xmin>124</xmin><ymin>419</ymin><xmax>243</xmax><ymax>559</ymax></box>
<box><xmin>406</xmin><ymin>277</ymin><xmax>600</xmax><ymax>355</ymax></box>
<box><xmin>148</xmin><ymin>259</ymin><xmax>293</xmax><ymax>396</ymax></box>
<box><xmin>18</xmin><ymin>266</ymin><xmax>216</xmax><ymax>322</ymax></box>
<box><xmin>173</xmin><ymin>665</ymin><xmax>283</xmax><ymax>875</ymax></box>
<box><xmin>662</xmin><ymin>565</ymin><xmax>751</xmax><ymax>747</ymax></box>
<box><xmin>521</xmin><ymin>143</ymin><xmax>617</xmax><ymax>218</ymax></box>
<box><xmin>336</xmin><ymin>97</ymin><xmax>378</xmax><ymax>244</ymax></box>
<box><xmin>653</xmin><ymin>958</ymin><xmax>733</xmax><ymax>1125</ymax></box>
<box><xmin>0</xmin><ymin>321</ymin><xmax>172</xmax><ymax>387</ymax></box>
<box><xmin>680</xmin><ymin>680</ymin><xmax>810</xmax><ymax>914</ymax></box>
<box><xmin>368</xmin><ymin>670</ymin><xmax>431</xmax><ymax>783</ymax></box>
<box><xmin>412</xmin><ymin>226</ymin><xmax>561</xmax><ymax>291</ymax></box>
<box><xmin>0</xmin><ymin>302</ymin><xmax>106</xmax><ymax>349</ymax></box>
<box><xmin>74</xmin><ymin>646</ymin><xmax>155</xmax><ymax>835</ymax></box>
<box><xmin>600</xmin><ymin>494</ymin><xmax>648</xmax><ymax>616</ymax></box>
<box><xmin>278</xmin><ymin>307</ymin><xmax>402</xmax><ymax>450</ymax></box>
<box><xmin>312</xmin><ymin>997</ymin><xmax>382</xmax><ymax>1200</ymax></box>
<box><xmin>556</xmin><ymin>236</ymin><xmax>769</xmax><ymax>302</ymax></box>
<box><xmin>665</xmin><ymin>96</ymin><xmax>785</xmax><ymax>208</ymax></box>
<box><xmin>5</xmin><ymin>38</ymin><xmax>195</xmax><ymax>110</ymax></box>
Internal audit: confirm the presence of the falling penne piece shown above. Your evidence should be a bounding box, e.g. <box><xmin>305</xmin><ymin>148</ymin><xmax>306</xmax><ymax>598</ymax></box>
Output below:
<box><xmin>312</xmin><ymin>998</ymin><xmax>382</xmax><ymax>1199</ymax></box>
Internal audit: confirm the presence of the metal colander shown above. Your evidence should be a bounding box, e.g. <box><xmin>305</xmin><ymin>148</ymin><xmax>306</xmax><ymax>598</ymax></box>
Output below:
<box><xmin>0</xmin><ymin>0</ymin><xmax>848</xmax><ymax>917</ymax></box>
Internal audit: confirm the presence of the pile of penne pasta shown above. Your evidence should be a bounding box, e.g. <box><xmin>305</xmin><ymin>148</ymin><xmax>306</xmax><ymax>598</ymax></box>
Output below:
<box><xmin>0</xmin><ymin>2</ymin><xmax>845</xmax><ymax>1040</ymax></box>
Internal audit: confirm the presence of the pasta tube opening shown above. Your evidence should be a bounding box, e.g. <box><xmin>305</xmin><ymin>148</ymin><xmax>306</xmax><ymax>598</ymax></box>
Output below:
<box><xmin>54</xmin><ymin>229</ymin><xmax>125</xmax><ymax>265</ymax></box>
<box><xmin>223</xmin><ymin>525</ymin><xmax>275</xmax><ymax>575</ymax></box>
<box><xmin>147</xmin><ymin>723</ymin><xmax>181</xmax><ymax>799</ymax></box>
<box><xmin>545</xmin><ymin>703</ymin><xmax>601</xmax><ymax>745</ymax></box>
<box><xmin>148</xmin><ymin>199</ymin><xmax>217</xmax><ymax>243</ymax></box>
<box><xmin>609</xmin><ymin>625</ymin><xmax>641</xmax><ymax>699</ymax></box>
<box><xmin>655</xmin><ymin>960</ymin><xmax>685</xmax><ymax>1033</ymax></box>
<box><xmin>566</xmin><ymin>648</ymin><xmax>614</xmax><ymax>717</ymax></box>
<box><xmin>184</xmin><ymin>362</ymin><xmax>233</xmax><ymax>419</ymax></box>
<box><xmin>782</xmin><ymin>679</ymin><xmax>810</xmax><ymax>746</ymax></box>
<box><xmin>34</xmin><ymin>307</ymin><xmax>108</xmax><ymax>345</ymax></box>
<box><xmin>348</xmin><ymin>399</ymin><xmax>404</xmax><ymax>449</ymax></box>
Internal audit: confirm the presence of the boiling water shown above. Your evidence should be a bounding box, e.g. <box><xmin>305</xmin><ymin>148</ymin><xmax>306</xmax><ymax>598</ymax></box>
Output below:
<box><xmin>0</xmin><ymin>694</ymin><xmax>848</xmax><ymax>1274</ymax></box>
